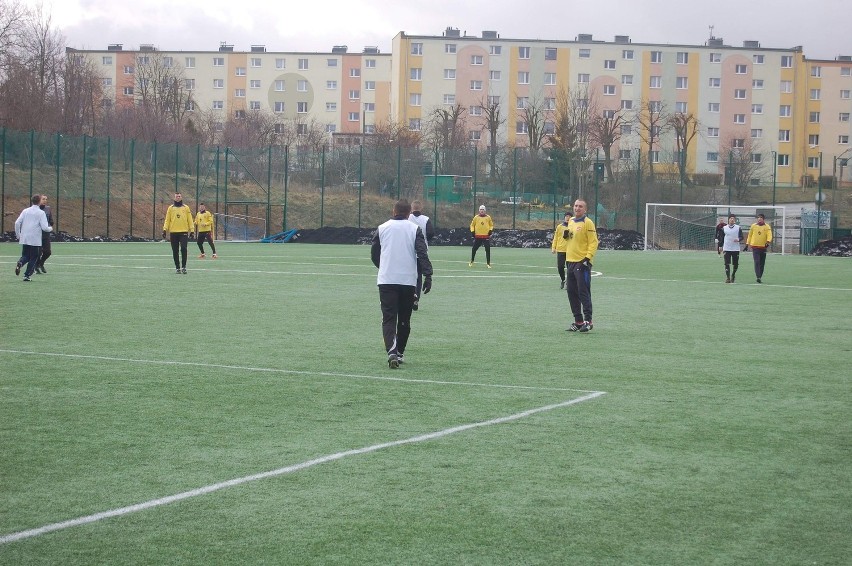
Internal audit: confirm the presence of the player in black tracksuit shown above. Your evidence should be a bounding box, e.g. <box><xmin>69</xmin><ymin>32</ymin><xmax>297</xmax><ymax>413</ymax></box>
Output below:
<box><xmin>36</xmin><ymin>195</ymin><xmax>53</xmax><ymax>274</ymax></box>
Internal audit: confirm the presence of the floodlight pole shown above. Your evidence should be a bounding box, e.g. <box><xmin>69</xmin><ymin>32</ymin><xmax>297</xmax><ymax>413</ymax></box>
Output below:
<box><xmin>771</xmin><ymin>150</ymin><xmax>777</xmax><ymax>207</ymax></box>
<box><xmin>817</xmin><ymin>151</ymin><xmax>823</xmax><ymax>240</ymax></box>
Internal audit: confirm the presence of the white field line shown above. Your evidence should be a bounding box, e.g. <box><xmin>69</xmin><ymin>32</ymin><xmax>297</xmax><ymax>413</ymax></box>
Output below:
<box><xmin>0</xmin><ymin>349</ymin><xmax>599</xmax><ymax>393</ymax></box>
<box><xmin>0</xmin><ymin>390</ymin><xmax>605</xmax><ymax>545</ymax></box>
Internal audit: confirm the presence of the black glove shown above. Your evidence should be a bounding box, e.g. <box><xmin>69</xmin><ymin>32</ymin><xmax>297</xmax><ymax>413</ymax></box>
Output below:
<box><xmin>743</xmin><ymin>245</ymin><xmax>749</xmax><ymax>252</ymax></box>
<box><xmin>581</xmin><ymin>258</ymin><xmax>592</xmax><ymax>269</ymax></box>
<box><xmin>422</xmin><ymin>276</ymin><xmax>432</xmax><ymax>294</ymax></box>
<box><xmin>162</xmin><ymin>230</ymin><xmax>167</xmax><ymax>239</ymax></box>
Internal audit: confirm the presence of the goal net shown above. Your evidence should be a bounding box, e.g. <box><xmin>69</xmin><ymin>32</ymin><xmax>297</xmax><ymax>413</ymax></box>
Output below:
<box><xmin>644</xmin><ymin>203</ymin><xmax>788</xmax><ymax>254</ymax></box>
<box><xmin>214</xmin><ymin>212</ymin><xmax>267</xmax><ymax>241</ymax></box>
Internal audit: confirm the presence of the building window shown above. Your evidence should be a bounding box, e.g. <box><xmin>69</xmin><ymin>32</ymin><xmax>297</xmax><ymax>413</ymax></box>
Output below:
<box><xmin>213</xmin><ymin>79</ymin><xmax>224</xmax><ymax>89</ymax></box>
<box><xmin>735</xmin><ymin>64</ymin><xmax>747</xmax><ymax>74</ymax></box>
<box><xmin>752</xmin><ymin>79</ymin><xmax>764</xmax><ymax>89</ymax></box>
<box><xmin>324</xmin><ymin>102</ymin><xmax>335</xmax><ymax>112</ymax></box>
<box><xmin>249</xmin><ymin>101</ymin><xmax>260</xmax><ymax>110</ymax></box>
<box><xmin>650</xmin><ymin>51</ymin><xmax>662</xmax><ymax>63</ymax></box>
<box><xmin>365</xmin><ymin>59</ymin><xmax>376</xmax><ymax>68</ymax></box>
<box><xmin>364</xmin><ymin>102</ymin><xmax>375</xmax><ymax>112</ymax></box>
<box><xmin>732</xmin><ymin>139</ymin><xmax>745</xmax><ymax>149</ymax></box>
<box><xmin>578</xmin><ymin>73</ymin><xmax>590</xmax><ymax>83</ymax></box>
<box><xmin>445</xmin><ymin>43</ymin><xmax>456</xmax><ymax>54</ymax></box>
<box><xmin>275</xmin><ymin>80</ymin><xmax>285</xmax><ymax>92</ymax></box>
<box><xmin>544</xmin><ymin>72</ymin><xmax>556</xmax><ymax>85</ymax></box>
<box><xmin>619</xmin><ymin>149</ymin><xmax>631</xmax><ymax>159</ymax></box>
<box><xmin>102</xmin><ymin>78</ymin><xmax>112</xmax><ymax>87</ymax></box>
<box><xmin>410</xmin><ymin>68</ymin><xmax>422</xmax><ymax>80</ymax></box>
<box><xmin>213</xmin><ymin>57</ymin><xmax>224</xmax><ymax>66</ymax></box>
<box><xmin>675</xmin><ymin>101</ymin><xmax>688</xmax><ymax>113</ymax></box>
<box><xmin>810</xmin><ymin>89</ymin><xmax>820</xmax><ymax>100</ymax></box>
<box><xmin>490</xmin><ymin>45</ymin><xmax>501</xmax><ymax>55</ymax></box>
<box><xmin>275</xmin><ymin>58</ymin><xmax>285</xmax><ymax>69</ymax></box>
<box><xmin>409</xmin><ymin>118</ymin><xmax>421</xmax><ymax>130</ymax></box>
<box><xmin>709</xmin><ymin>77</ymin><xmax>721</xmax><ymax>87</ymax></box>
<box><xmin>411</xmin><ymin>43</ymin><xmax>422</xmax><ymax>55</ymax></box>
<box><xmin>780</xmin><ymin>105</ymin><xmax>791</xmax><ymax>117</ymax></box>
<box><xmin>443</xmin><ymin>94</ymin><xmax>455</xmax><ymax>105</ymax></box>
<box><xmin>676</xmin><ymin>77</ymin><xmax>688</xmax><ymax>89</ymax></box>
<box><xmin>752</xmin><ymin>104</ymin><xmax>763</xmax><ymax>114</ymax></box>
<box><xmin>734</xmin><ymin>88</ymin><xmax>746</xmax><ymax>99</ymax></box>
<box><xmin>185</xmin><ymin>79</ymin><xmax>195</xmax><ymax>90</ymax></box>
<box><xmin>184</xmin><ymin>57</ymin><xmax>195</xmax><ymax>68</ymax></box>
<box><xmin>708</xmin><ymin>102</ymin><xmax>720</xmax><ymax>112</ymax></box>
<box><xmin>622</xmin><ymin>75</ymin><xmax>633</xmax><ymax>85</ymax></box>
<box><xmin>781</xmin><ymin>80</ymin><xmax>792</xmax><ymax>93</ymax></box>
<box><xmin>707</xmin><ymin>127</ymin><xmax>719</xmax><ymax>137</ymax></box>
<box><xmin>469</xmin><ymin>130</ymin><xmax>482</xmax><ymax>141</ymax></box>
<box><xmin>234</xmin><ymin>110</ymin><xmax>245</xmax><ymax>119</ymax></box>
<box><xmin>751</xmin><ymin>129</ymin><xmax>763</xmax><ymax>138</ymax></box>
<box><xmin>650</xmin><ymin>76</ymin><xmax>661</xmax><ymax>88</ymax></box>
<box><xmin>410</xmin><ymin>93</ymin><xmax>421</xmax><ymax>106</ymax></box>
<box><xmin>620</xmin><ymin>124</ymin><xmax>632</xmax><ymax>135</ymax></box>
<box><xmin>604</xmin><ymin>59</ymin><xmax>616</xmax><ymax>69</ymax></box>
<box><xmin>545</xmin><ymin>47</ymin><xmax>557</xmax><ymax>60</ymax></box>
<box><xmin>811</xmin><ymin>66</ymin><xmax>821</xmax><ymax>77</ymax></box>
<box><xmin>123</xmin><ymin>65</ymin><xmax>134</xmax><ymax>74</ymax></box>
<box><xmin>621</xmin><ymin>99</ymin><xmax>633</xmax><ymax>110</ymax></box>
<box><xmin>365</xmin><ymin>81</ymin><xmax>375</xmax><ymax>90</ymax></box>
<box><xmin>212</xmin><ymin>100</ymin><xmax>223</xmax><ymax>110</ymax></box>
<box><xmin>733</xmin><ymin>114</ymin><xmax>746</xmax><ymax>124</ymax></box>
<box><xmin>470</xmin><ymin>105</ymin><xmax>483</xmax><ymax>116</ymax></box>
<box><xmin>649</xmin><ymin>100</ymin><xmax>662</xmax><ymax>113</ymax></box>
<box><xmin>123</xmin><ymin>86</ymin><xmax>134</xmax><ymax>95</ymax></box>
<box><xmin>808</xmin><ymin>157</ymin><xmax>820</xmax><ymax>168</ymax></box>
<box><xmin>470</xmin><ymin>80</ymin><xmax>483</xmax><ymax>91</ymax></box>
<box><xmin>650</xmin><ymin>151</ymin><xmax>660</xmax><ymax>163</ymax></box>
<box><xmin>752</xmin><ymin>153</ymin><xmax>762</xmax><ymax>164</ymax></box>
<box><xmin>490</xmin><ymin>70</ymin><xmax>501</xmax><ymax>80</ymax></box>
<box><xmin>518</xmin><ymin>71</ymin><xmax>530</xmax><ymax>84</ymax></box>
<box><xmin>326</xmin><ymin>80</ymin><xmax>337</xmax><ymax>89</ymax></box>
<box><xmin>841</xmin><ymin>67</ymin><xmax>851</xmax><ymax>76</ymax></box>
<box><xmin>518</xmin><ymin>46</ymin><xmax>530</xmax><ymax>59</ymax></box>
<box><xmin>808</xmin><ymin>134</ymin><xmax>819</xmax><ymax>146</ymax></box>
<box><xmin>544</xmin><ymin>97</ymin><xmax>556</xmax><ymax>110</ymax></box>
<box><xmin>781</xmin><ymin>55</ymin><xmax>793</xmax><ymax>68</ymax></box>
<box><xmin>234</xmin><ymin>88</ymin><xmax>245</xmax><ymax>98</ymax></box>
<box><xmin>487</xmin><ymin>95</ymin><xmax>500</xmax><ymax>105</ymax></box>
<box><xmin>297</xmin><ymin>102</ymin><xmax>308</xmax><ymax>113</ymax></box>
<box><xmin>516</xmin><ymin>121</ymin><xmax>528</xmax><ymax>134</ymax></box>
<box><xmin>778</xmin><ymin>130</ymin><xmax>790</xmax><ymax>142</ymax></box>
<box><xmin>839</xmin><ymin>135</ymin><xmax>849</xmax><ymax>144</ymax></box>
<box><xmin>471</xmin><ymin>55</ymin><xmax>483</xmax><ymax>65</ymax></box>
<box><xmin>444</xmin><ymin>68</ymin><xmax>456</xmax><ymax>79</ymax></box>
<box><xmin>297</xmin><ymin>80</ymin><xmax>308</xmax><ymax>92</ymax></box>
<box><xmin>603</xmin><ymin>109</ymin><xmax>616</xmax><ymax>118</ymax></box>
<box><xmin>349</xmin><ymin>90</ymin><xmax>360</xmax><ymax>100</ymax></box>
<box><xmin>579</xmin><ymin>48</ymin><xmax>590</xmax><ymax>58</ymax></box>
<box><xmin>707</xmin><ymin>152</ymin><xmax>719</xmax><ymax>162</ymax></box>
<box><xmin>298</xmin><ymin>58</ymin><xmax>308</xmax><ymax>70</ymax></box>
<box><xmin>623</xmin><ymin>50</ymin><xmax>634</xmax><ymax>60</ymax></box>
<box><xmin>185</xmin><ymin>100</ymin><xmax>194</xmax><ymax>111</ymax></box>
<box><xmin>778</xmin><ymin>154</ymin><xmax>789</xmax><ymax>166</ymax></box>
<box><xmin>603</xmin><ymin>84</ymin><xmax>616</xmax><ymax>95</ymax></box>
<box><xmin>102</xmin><ymin>56</ymin><xmax>112</xmax><ymax>65</ymax></box>
<box><xmin>348</xmin><ymin>112</ymin><xmax>359</xmax><ymax>121</ymax></box>
<box><xmin>250</xmin><ymin>80</ymin><xmax>261</xmax><ymax>89</ymax></box>
<box><xmin>809</xmin><ymin>111</ymin><xmax>820</xmax><ymax>123</ymax></box>
<box><xmin>350</xmin><ymin>68</ymin><xmax>360</xmax><ymax>77</ymax></box>
<box><xmin>676</xmin><ymin>52</ymin><xmax>689</xmax><ymax>64</ymax></box>
<box><xmin>709</xmin><ymin>52</ymin><xmax>721</xmax><ymax>63</ymax></box>
<box><xmin>841</xmin><ymin>113</ymin><xmax>851</xmax><ymax>122</ymax></box>
<box><xmin>841</xmin><ymin>90</ymin><xmax>851</xmax><ymax>99</ymax></box>
<box><xmin>516</xmin><ymin>97</ymin><xmax>528</xmax><ymax>109</ymax></box>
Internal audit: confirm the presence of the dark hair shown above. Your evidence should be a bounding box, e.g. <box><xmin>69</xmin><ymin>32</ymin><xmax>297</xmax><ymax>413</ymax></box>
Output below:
<box><xmin>757</xmin><ymin>213</ymin><xmax>765</xmax><ymax>219</ymax></box>
<box><xmin>31</xmin><ymin>195</ymin><xmax>41</xmax><ymax>205</ymax></box>
<box><xmin>393</xmin><ymin>199</ymin><xmax>412</xmax><ymax>217</ymax></box>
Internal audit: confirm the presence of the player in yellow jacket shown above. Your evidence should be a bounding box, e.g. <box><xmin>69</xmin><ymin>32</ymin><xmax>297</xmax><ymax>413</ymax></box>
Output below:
<box><xmin>469</xmin><ymin>204</ymin><xmax>494</xmax><ymax>267</ymax></box>
<box><xmin>162</xmin><ymin>192</ymin><xmax>195</xmax><ymax>274</ymax></box>
<box><xmin>564</xmin><ymin>200</ymin><xmax>599</xmax><ymax>332</ymax></box>
<box><xmin>194</xmin><ymin>203</ymin><xmax>217</xmax><ymax>259</ymax></box>
<box><xmin>551</xmin><ymin>211</ymin><xmax>571</xmax><ymax>288</ymax></box>
<box><xmin>745</xmin><ymin>213</ymin><xmax>773</xmax><ymax>283</ymax></box>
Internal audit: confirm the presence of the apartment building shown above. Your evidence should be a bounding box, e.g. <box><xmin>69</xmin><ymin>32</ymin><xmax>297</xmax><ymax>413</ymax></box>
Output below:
<box><xmin>74</xmin><ymin>31</ymin><xmax>852</xmax><ymax>187</ymax></box>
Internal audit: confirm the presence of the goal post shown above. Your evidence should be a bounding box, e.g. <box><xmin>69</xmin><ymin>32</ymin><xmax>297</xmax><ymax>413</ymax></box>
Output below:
<box><xmin>644</xmin><ymin>203</ymin><xmax>787</xmax><ymax>255</ymax></box>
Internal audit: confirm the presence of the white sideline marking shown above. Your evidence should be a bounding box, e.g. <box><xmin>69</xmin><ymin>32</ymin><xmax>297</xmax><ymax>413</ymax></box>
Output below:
<box><xmin>0</xmin><ymin>349</ymin><xmax>599</xmax><ymax>393</ymax></box>
<box><xmin>0</xmin><ymin>391</ymin><xmax>605</xmax><ymax>545</ymax></box>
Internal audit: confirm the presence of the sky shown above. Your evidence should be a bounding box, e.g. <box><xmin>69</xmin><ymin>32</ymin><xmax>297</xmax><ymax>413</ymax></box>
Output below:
<box><xmin>21</xmin><ymin>0</ymin><xmax>851</xmax><ymax>60</ymax></box>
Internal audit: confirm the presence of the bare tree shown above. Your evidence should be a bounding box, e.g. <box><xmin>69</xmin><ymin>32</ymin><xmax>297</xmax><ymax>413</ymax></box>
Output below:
<box><xmin>719</xmin><ymin>135</ymin><xmax>767</xmax><ymax>199</ymax></box>
<box><xmin>426</xmin><ymin>104</ymin><xmax>468</xmax><ymax>173</ymax></box>
<box><xmin>133</xmin><ymin>51</ymin><xmax>193</xmax><ymax>142</ymax></box>
<box><xmin>589</xmin><ymin>109</ymin><xmax>625</xmax><ymax>182</ymax></box>
<box><xmin>635</xmin><ymin>98</ymin><xmax>671</xmax><ymax>182</ymax></box>
<box><xmin>479</xmin><ymin>95</ymin><xmax>505</xmax><ymax>179</ymax></box>
<box><xmin>551</xmin><ymin>85</ymin><xmax>596</xmax><ymax>198</ymax></box>
<box><xmin>519</xmin><ymin>95</ymin><xmax>550</xmax><ymax>151</ymax></box>
<box><xmin>61</xmin><ymin>51</ymin><xmax>103</xmax><ymax>136</ymax></box>
<box><xmin>667</xmin><ymin>112</ymin><xmax>700</xmax><ymax>185</ymax></box>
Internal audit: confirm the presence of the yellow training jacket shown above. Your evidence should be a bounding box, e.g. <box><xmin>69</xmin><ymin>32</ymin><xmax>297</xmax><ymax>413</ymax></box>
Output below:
<box><xmin>551</xmin><ymin>221</ymin><xmax>570</xmax><ymax>252</ymax></box>
<box><xmin>564</xmin><ymin>216</ymin><xmax>599</xmax><ymax>263</ymax></box>
<box><xmin>746</xmin><ymin>222</ymin><xmax>772</xmax><ymax>248</ymax></box>
<box><xmin>195</xmin><ymin>210</ymin><xmax>215</xmax><ymax>233</ymax></box>
<box><xmin>470</xmin><ymin>213</ymin><xmax>494</xmax><ymax>238</ymax></box>
<box><xmin>163</xmin><ymin>204</ymin><xmax>195</xmax><ymax>234</ymax></box>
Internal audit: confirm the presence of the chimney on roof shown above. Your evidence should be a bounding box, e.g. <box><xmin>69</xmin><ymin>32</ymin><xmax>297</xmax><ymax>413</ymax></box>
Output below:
<box><xmin>363</xmin><ymin>46</ymin><xmax>380</xmax><ymax>54</ymax></box>
<box><xmin>614</xmin><ymin>35</ymin><xmax>630</xmax><ymax>44</ymax></box>
<box><xmin>107</xmin><ymin>44</ymin><xmax>123</xmax><ymax>51</ymax></box>
<box><xmin>743</xmin><ymin>40</ymin><xmax>760</xmax><ymax>49</ymax></box>
<box><xmin>332</xmin><ymin>45</ymin><xmax>348</xmax><ymax>53</ymax></box>
<box><xmin>250</xmin><ymin>45</ymin><xmax>266</xmax><ymax>52</ymax></box>
<box><xmin>218</xmin><ymin>42</ymin><xmax>233</xmax><ymax>52</ymax></box>
<box><xmin>444</xmin><ymin>27</ymin><xmax>461</xmax><ymax>38</ymax></box>
<box><xmin>577</xmin><ymin>34</ymin><xmax>593</xmax><ymax>42</ymax></box>
<box><xmin>482</xmin><ymin>30</ymin><xmax>498</xmax><ymax>39</ymax></box>
<box><xmin>139</xmin><ymin>44</ymin><xmax>156</xmax><ymax>52</ymax></box>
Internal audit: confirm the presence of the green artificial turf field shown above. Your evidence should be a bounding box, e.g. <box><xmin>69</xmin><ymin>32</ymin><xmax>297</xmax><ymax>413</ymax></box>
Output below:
<box><xmin>2</xmin><ymin>242</ymin><xmax>850</xmax><ymax>565</ymax></box>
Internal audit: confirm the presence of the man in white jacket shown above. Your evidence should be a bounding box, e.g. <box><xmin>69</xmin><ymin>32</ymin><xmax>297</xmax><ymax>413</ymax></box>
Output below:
<box><xmin>371</xmin><ymin>199</ymin><xmax>434</xmax><ymax>368</ymax></box>
<box><xmin>15</xmin><ymin>195</ymin><xmax>53</xmax><ymax>282</ymax></box>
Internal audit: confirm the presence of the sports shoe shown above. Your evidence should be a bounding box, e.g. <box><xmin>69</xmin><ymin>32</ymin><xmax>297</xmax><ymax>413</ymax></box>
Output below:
<box><xmin>487</xmin><ymin>263</ymin><xmax>492</xmax><ymax>269</ymax></box>
<box><xmin>176</xmin><ymin>268</ymin><xmax>182</xmax><ymax>274</ymax></box>
<box><xmin>181</xmin><ymin>268</ymin><xmax>187</xmax><ymax>274</ymax></box>
<box><xmin>567</xmin><ymin>322</ymin><xmax>583</xmax><ymax>332</ymax></box>
<box><xmin>15</xmin><ymin>261</ymin><xmax>22</xmax><ymax>276</ymax></box>
<box><xmin>560</xmin><ymin>280</ymin><xmax>565</xmax><ymax>289</ymax></box>
<box><xmin>39</xmin><ymin>264</ymin><xmax>46</xmax><ymax>273</ymax></box>
<box><xmin>468</xmin><ymin>261</ymin><xmax>474</xmax><ymax>267</ymax></box>
<box><xmin>756</xmin><ymin>278</ymin><xmax>761</xmax><ymax>283</ymax></box>
<box><xmin>397</xmin><ymin>353</ymin><xmax>404</xmax><ymax>364</ymax></box>
<box><xmin>578</xmin><ymin>321</ymin><xmax>591</xmax><ymax>333</ymax></box>
<box><xmin>731</xmin><ymin>274</ymin><xmax>736</xmax><ymax>283</ymax></box>
<box><xmin>23</xmin><ymin>276</ymin><xmax>31</xmax><ymax>282</ymax></box>
<box><xmin>725</xmin><ymin>277</ymin><xmax>731</xmax><ymax>283</ymax></box>
<box><xmin>388</xmin><ymin>353</ymin><xmax>400</xmax><ymax>369</ymax></box>
<box><xmin>212</xmin><ymin>254</ymin><xmax>218</xmax><ymax>259</ymax></box>
<box><xmin>198</xmin><ymin>253</ymin><xmax>206</xmax><ymax>259</ymax></box>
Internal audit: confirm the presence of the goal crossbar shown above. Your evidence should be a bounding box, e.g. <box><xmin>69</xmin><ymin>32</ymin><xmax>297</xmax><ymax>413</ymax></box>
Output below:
<box><xmin>644</xmin><ymin>203</ymin><xmax>787</xmax><ymax>255</ymax></box>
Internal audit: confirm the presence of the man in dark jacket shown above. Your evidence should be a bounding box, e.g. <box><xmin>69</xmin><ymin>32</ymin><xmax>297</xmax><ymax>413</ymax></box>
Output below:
<box><xmin>35</xmin><ymin>195</ymin><xmax>54</xmax><ymax>274</ymax></box>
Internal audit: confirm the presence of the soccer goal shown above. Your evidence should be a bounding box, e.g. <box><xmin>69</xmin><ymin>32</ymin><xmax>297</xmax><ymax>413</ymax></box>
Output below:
<box><xmin>644</xmin><ymin>203</ymin><xmax>788</xmax><ymax>255</ymax></box>
<box><xmin>214</xmin><ymin>212</ymin><xmax>267</xmax><ymax>241</ymax></box>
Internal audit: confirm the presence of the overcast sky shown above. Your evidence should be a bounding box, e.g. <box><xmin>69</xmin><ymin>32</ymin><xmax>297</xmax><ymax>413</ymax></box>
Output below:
<box><xmin>23</xmin><ymin>0</ymin><xmax>850</xmax><ymax>60</ymax></box>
